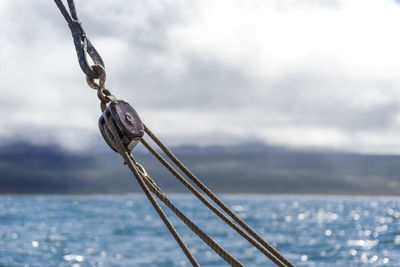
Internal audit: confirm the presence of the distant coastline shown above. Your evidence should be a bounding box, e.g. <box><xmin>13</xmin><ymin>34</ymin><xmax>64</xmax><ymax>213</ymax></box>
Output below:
<box><xmin>1</xmin><ymin>142</ymin><xmax>400</xmax><ymax>195</ymax></box>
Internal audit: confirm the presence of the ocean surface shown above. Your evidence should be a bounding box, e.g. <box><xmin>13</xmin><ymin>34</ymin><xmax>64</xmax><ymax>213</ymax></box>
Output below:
<box><xmin>0</xmin><ymin>194</ymin><xmax>399</xmax><ymax>266</ymax></box>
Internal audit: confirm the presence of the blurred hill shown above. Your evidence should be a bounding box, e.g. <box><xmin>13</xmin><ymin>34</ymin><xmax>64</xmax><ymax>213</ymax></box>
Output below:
<box><xmin>1</xmin><ymin>142</ymin><xmax>400</xmax><ymax>195</ymax></box>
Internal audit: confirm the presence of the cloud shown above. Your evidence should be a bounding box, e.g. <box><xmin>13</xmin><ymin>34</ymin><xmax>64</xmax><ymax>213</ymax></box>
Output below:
<box><xmin>1</xmin><ymin>0</ymin><xmax>400</xmax><ymax>153</ymax></box>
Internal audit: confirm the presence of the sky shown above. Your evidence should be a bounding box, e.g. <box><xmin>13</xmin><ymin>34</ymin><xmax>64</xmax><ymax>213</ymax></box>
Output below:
<box><xmin>2</xmin><ymin>0</ymin><xmax>400</xmax><ymax>153</ymax></box>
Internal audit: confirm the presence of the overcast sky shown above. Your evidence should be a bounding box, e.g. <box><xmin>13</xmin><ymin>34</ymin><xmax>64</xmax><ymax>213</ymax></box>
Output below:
<box><xmin>2</xmin><ymin>0</ymin><xmax>400</xmax><ymax>153</ymax></box>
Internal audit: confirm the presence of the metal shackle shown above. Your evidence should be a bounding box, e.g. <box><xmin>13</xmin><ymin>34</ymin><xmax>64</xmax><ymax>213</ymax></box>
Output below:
<box><xmin>99</xmin><ymin>100</ymin><xmax>144</xmax><ymax>152</ymax></box>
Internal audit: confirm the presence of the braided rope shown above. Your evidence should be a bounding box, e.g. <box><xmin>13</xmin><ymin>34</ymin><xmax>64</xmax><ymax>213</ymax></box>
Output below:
<box><xmin>103</xmin><ymin>118</ymin><xmax>245</xmax><ymax>266</ymax></box>
<box><xmin>137</xmin><ymin>168</ymin><xmax>245</xmax><ymax>267</ymax></box>
<box><xmin>143</xmin><ymin>124</ymin><xmax>294</xmax><ymax>267</ymax></box>
<box><xmin>101</xmin><ymin>115</ymin><xmax>293</xmax><ymax>266</ymax></box>
<box><xmin>102</xmin><ymin>119</ymin><xmax>200</xmax><ymax>267</ymax></box>
<box><xmin>103</xmin><ymin>119</ymin><xmax>244</xmax><ymax>266</ymax></box>
<box><xmin>141</xmin><ymin>138</ymin><xmax>286</xmax><ymax>266</ymax></box>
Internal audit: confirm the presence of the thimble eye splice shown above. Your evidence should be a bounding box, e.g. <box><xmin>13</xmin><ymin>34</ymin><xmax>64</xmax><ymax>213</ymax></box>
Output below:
<box><xmin>99</xmin><ymin>100</ymin><xmax>144</xmax><ymax>152</ymax></box>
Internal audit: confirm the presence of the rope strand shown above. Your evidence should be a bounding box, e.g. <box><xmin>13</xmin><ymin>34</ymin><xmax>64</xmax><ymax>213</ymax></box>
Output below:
<box><xmin>55</xmin><ymin>1</ymin><xmax>292</xmax><ymax>265</ymax></box>
<box><xmin>137</xmin><ymin>168</ymin><xmax>245</xmax><ymax>267</ymax></box>
<box><xmin>141</xmin><ymin>138</ymin><xmax>286</xmax><ymax>266</ymax></box>
<box><xmin>143</xmin><ymin>124</ymin><xmax>294</xmax><ymax>267</ymax></box>
<box><xmin>103</xmin><ymin>118</ymin><xmax>199</xmax><ymax>267</ymax></box>
<box><xmin>105</xmin><ymin>117</ymin><xmax>244</xmax><ymax>266</ymax></box>
<box><xmin>105</xmin><ymin>116</ymin><xmax>245</xmax><ymax>267</ymax></box>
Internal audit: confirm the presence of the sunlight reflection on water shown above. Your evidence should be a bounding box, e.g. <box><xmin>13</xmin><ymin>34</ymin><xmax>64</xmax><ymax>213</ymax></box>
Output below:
<box><xmin>0</xmin><ymin>194</ymin><xmax>399</xmax><ymax>266</ymax></box>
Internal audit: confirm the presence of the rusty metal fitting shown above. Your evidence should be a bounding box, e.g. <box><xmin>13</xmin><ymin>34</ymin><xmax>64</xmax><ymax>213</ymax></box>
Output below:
<box><xmin>99</xmin><ymin>100</ymin><xmax>144</xmax><ymax>152</ymax></box>
<box><xmin>86</xmin><ymin>64</ymin><xmax>106</xmax><ymax>90</ymax></box>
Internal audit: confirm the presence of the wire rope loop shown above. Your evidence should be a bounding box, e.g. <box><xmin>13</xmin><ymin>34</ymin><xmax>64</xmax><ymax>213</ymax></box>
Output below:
<box><xmin>54</xmin><ymin>0</ymin><xmax>104</xmax><ymax>79</ymax></box>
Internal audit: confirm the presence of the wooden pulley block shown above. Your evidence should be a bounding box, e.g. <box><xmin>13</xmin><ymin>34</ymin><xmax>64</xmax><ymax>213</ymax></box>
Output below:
<box><xmin>99</xmin><ymin>100</ymin><xmax>144</xmax><ymax>152</ymax></box>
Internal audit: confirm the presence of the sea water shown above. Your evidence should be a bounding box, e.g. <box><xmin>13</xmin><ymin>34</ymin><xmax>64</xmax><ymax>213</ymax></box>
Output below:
<box><xmin>0</xmin><ymin>194</ymin><xmax>399</xmax><ymax>266</ymax></box>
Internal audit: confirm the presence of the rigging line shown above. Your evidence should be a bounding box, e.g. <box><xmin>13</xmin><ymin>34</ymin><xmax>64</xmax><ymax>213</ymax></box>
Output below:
<box><xmin>102</xmin><ymin>118</ymin><xmax>199</xmax><ymax>267</ymax></box>
<box><xmin>135</xmin><ymin>162</ymin><xmax>245</xmax><ymax>267</ymax></box>
<box><xmin>104</xmin><ymin>116</ymin><xmax>244</xmax><ymax>267</ymax></box>
<box><xmin>127</xmin><ymin>157</ymin><xmax>199</xmax><ymax>267</ymax></box>
<box><xmin>143</xmin><ymin>124</ymin><xmax>295</xmax><ymax>267</ymax></box>
<box><xmin>140</xmin><ymin>138</ymin><xmax>286</xmax><ymax>266</ymax></box>
<box><xmin>53</xmin><ymin>1</ymin><xmax>291</xmax><ymax>265</ymax></box>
